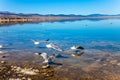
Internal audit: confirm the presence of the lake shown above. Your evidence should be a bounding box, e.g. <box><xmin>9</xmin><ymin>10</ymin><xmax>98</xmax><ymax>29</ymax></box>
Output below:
<box><xmin>0</xmin><ymin>19</ymin><xmax>120</xmax><ymax>80</ymax></box>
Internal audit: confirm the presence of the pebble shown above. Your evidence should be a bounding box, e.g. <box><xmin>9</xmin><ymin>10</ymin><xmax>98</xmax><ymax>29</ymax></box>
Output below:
<box><xmin>9</xmin><ymin>78</ymin><xmax>21</xmax><ymax>80</ymax></box>
<box><xmin>1</xmin><ymin>56</ymin><xmax>6</xmax><ymax>58</ymax></box>
<box><xmin>110</xmin><ymin>60</ymin><xmax>117</xmax><ymax>64</ymax></box>
<box><xmin>72</xmin><ymin>52</ymin><xmax>84</xmax><ymax>57</ymax></box>
<box><xmin>117</xmin><ymin>63</ymin><xmax>120</xmax><ymax>66</ymax></box>
<box><xmin>22</xmin><ymin>77</ymin><xmax>26</xmax><ymax>79</ymax></box>
<box><xmin>1</xmin><ymin>61</ymin><xmax>6</xmax><ymax>64</ymax></box>
<box><xmin>103</xmin><ymin>64</ymin><xmax>107</xmax><ymax>66</ymax></box>
<box><xmin>42</xmin><ymin>65</ymin><xmax>50</xmax><ymax>69</ymax></box>
<box><xmin>8</xmin><ymin>71</ymin><xmax>11</xmax><ymax>74</ymax></box>
<box><xmin>96</xmin><ymin>59</ymin><xmax>101</xmax><ymax>62</ymax></box>
<box><xmin>0</xmin><ymin>51</ymin><xmax>3</xmax><ymax>54</ymax></box>
<box><xmin>27</xmin><ymin>78</ymin><xmax>32</xmax><ymax>80</ymax></box>
<box><xmin>11</xmin><ymin>66</ymin><xmax>39</xmax><ymax>75</ymax></box>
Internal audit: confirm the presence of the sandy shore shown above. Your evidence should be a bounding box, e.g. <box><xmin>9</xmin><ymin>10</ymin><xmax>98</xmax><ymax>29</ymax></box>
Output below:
<box><xmin>0</xmin><ymin>50</ymin><xmax>120</xmax><ymax>80</ymax></box>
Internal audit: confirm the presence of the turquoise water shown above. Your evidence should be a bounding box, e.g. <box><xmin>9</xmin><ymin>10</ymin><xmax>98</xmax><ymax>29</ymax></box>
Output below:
<box><xmin>0</xmin><ymin>19</ymin><xmax>120</xmax><ymax>65</ymax></box>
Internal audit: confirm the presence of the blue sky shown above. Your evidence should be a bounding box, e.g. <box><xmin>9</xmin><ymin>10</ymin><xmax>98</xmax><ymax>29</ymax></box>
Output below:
<box><xmin>0</xmin><ymin>0</ymin><xmax>120</xmax><ymax>15</ymax></box>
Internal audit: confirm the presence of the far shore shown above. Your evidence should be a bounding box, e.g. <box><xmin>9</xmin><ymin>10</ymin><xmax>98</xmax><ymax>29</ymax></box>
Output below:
<box><xmin>1</xmin><ymin>16</ymin><xmax>120</xmax><ymax>22</ymax></box>
<box><xmin>0</xmin><ymin>16</ymin><xmax>120</xmax><ymax>27</ymax></box>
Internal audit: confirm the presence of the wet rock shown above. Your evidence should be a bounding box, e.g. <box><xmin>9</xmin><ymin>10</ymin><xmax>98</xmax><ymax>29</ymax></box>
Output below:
<box><xmin>95</xmin><ymin>59</ymin><xmax>101</xmax><ymax>62</ymax></box>
<box><xmin>0</xmin><ymin>51</ymin><xmax>3</xmax><ymax>54</ymax></box>
<box><xmin>9</xmin><ymin>78</ymin><xmax>21</xmax><ymax>80</ymax></box>
<box><xmin>109</xmin><ymin>60</ymin><xmax>117</xmax><ymax>64</ymax></box>
<box><xmin>42</xmin><ymin>64</ymin><xmax>50</xmax><ymax>69</ymax></box>
<box><xmin>11</xmin><ymin>66</ymin><xmax>39</xmax><ymax>75</ymax></box>
<box><xmin>22</xmin><ymin>77</ymin><xmax>26</xmax><ymax>79</ymax></box>
<box><xmin>1</xmin><ymin>56</ymin><xmax>7</xmax><ymax>58</ymax></box>
<box><xmin>103</xmin><ymin>64</ymin><xmax>107</xmax><ymax>66</ymax></box>
<box><xmin>82</xmin><ymin>62</ymin><xmax>102</xmax><ymax>72</ymax></box>
<box><xmin>27</xmin><ymin>78</ymin><xmax>32</xmax><ymax>80</ymax></box>
<box><xmin>0</xmin><ymin>61</ymin><xmax>6</xmax><ymax>64</ymax></box>
<box><xmin>72</xmin><ymin>52</ymin><xmax>84</xmax><ymax>57</ymax></box>
<box><xmin>21</xmin><ymin>68</ymin><xmax>39</xmax><ymax>75</ymax></box>
<box><xmin>117</xmin><ymin>63</ymin><xmax>120</xmax><ymax>66</ymax></box>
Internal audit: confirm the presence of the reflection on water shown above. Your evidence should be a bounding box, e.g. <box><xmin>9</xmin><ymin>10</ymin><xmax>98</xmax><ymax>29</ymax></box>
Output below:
<box><xmin>0</xmin><ymin>18</ymin><xmax>109</xmax><ymax>27</ymax></box>
<box><xmin>0</xmin><ymin>19</ymin><xmax>120</xmax><ymax>79</ymax></box>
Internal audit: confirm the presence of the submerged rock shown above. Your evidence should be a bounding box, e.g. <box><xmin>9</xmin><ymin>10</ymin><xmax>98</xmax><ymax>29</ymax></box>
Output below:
<box><xmin>72</xmin><ymin>52</ymin><xmax>84</xmax><ymax>57</ymax></box>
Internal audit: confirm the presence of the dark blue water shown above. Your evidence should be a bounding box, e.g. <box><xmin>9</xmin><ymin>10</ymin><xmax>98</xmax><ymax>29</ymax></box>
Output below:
<box><xmin>0</xmin><ymin>19</ymin><xmax>120</xmax><ymax>65</ymax></box>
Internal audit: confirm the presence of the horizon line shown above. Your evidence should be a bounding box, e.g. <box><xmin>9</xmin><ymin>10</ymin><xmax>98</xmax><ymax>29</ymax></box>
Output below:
<box><xmin>0</xmin><ymin>11</ymin><xmax>120</xmax><ymax>16</ymax></box>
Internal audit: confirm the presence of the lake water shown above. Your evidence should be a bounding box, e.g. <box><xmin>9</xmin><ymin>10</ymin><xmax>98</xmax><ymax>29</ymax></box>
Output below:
<box><xmin>0</xmin><ymin>19</ymin><xmax>120</xmax><ymax>79</ymax></box>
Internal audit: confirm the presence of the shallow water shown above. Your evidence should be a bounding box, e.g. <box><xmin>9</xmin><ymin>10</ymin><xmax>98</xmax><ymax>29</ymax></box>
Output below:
<box><xmin>0</xmin><ymin>19</ymin><xmax>120</xmax><ymax>79</ymax></box>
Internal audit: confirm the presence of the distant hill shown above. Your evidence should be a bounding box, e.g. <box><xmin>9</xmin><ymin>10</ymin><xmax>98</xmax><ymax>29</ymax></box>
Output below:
<box><xmin>0</xmin><ymin>12</ymin><xmax>86</xmax><ymax>18</ymax></box>
<box><xmin>87</xmin><ymin>14</ymin><xmax>109</xmax><ymax>16</ymax></box>
<box><xmin>0</xmin><ymin>11</ymin><xmax>120</xmax><ymax>23</ymax></box>
<box><xmin>1</xmin><ymin>11</ymin><xmax>120</xmax><ymax>18</ymax></box>
<box><xmin>0</xmin><ymin>11</ymin><xmax>120</xmax><ymax>27</ymax></box>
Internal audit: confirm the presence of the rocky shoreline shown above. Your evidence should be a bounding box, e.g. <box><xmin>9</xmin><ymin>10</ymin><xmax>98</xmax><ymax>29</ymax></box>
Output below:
<box><xmin>0</xmin><ymin>50</ymin><xmax>120</xmax><ymax>80</ymax></box>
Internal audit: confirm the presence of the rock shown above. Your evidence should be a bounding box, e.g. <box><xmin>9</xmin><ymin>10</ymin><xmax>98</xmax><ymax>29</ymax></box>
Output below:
<box><xmin>0</xmin><ymin>51</ymin><xmax>3</xmax><ymax>54</ymax></box>
<box><xmin>42</xmin><ymin>64</ymin><xmax>50</xmax><ymax>69</ymax></box>
<box><xmin>27</xmin><ymin>78</ymin><xmax>32</xmax><ymax>80</ymax></box>
<box><xmin>109</xmin><ymin>60</ymin><xmax>117</xmax><ymax>64</ymax></box>
<box><xmin>1</xmin><ymin>56</ymin><xmax>6</xmax><ymax>58</ymax></box>
<box><xmin>22</xmin><ymin>77</ymin><xmax>26</xmax><ymax>79</ymax></box>
<box><xmin>103</xmin><ymin>64</ymin><xmax>107</xmax><ymax>66</ymax></box>
<box><xmin>9</xmin><ymin>78</ymin><xmax>21</xmax><ymax>80</ymax></box>
<box><xmin>95</xmin><ymin>59</ymin><xmax>101</xmax><ymax>62</ymax></box>
<box><xmin>11</xmin><ymin>66</ymin><xmax>39</xmax><ymax>75</ymax></box>
<box><xmin>1</xmin><ymin>61</ymin><xmax>6</xmax><ymax>64</ymax></box>
<box><xmin>21</xmin><ymin>68</ymin><xmax>39</xmax><ymax>75</ymax></box>
<box><xmin>72</xmin><ymin>52</ymin><xmax>84</xmax><ymax>57</ymax></box>
<box><xmin>117</xmin><ymin>63</ymin><xmax>120</xmax><ymax>66</ymax></box>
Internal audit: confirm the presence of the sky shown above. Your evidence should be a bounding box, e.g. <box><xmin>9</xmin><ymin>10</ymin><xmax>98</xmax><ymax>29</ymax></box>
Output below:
<box><xmin>0</xmin><ymin>0</ymin><xmax>120</xmax><ymax>15</ymax></box>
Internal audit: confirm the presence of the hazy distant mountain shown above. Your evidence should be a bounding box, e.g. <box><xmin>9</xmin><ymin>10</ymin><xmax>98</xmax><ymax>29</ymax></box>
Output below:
<box><xmin>87</xmin><ymin>14</ymin><xmax>120</xmax><ymax>17</ymax></box>
<box><xmin>87</xmin><ymin>14</ymin><xmax>109</xmax><ymax>16</ymax></box>
<box><xmin>0</xmin><ymin>11</ymin><xmax>44</xmax><ymax>17</ymax></box>
<box><xmin>1</xmin><ymin>11</ymin><xmax>120</xmax><ymax>27</ymax></box>
<box><xmin>0</xmin><ymin>11</ymin><xmax>120</xmax><ymax>18</ymax></box>
<box><xmin>116</xmin><ymin>14</ymin><xmax>120</xmax><ymax>16</ymax></box>
<box><xmin>1</xmin><ymin>11</ymin><xmax>120</xmax><ymax>18</ymax></box>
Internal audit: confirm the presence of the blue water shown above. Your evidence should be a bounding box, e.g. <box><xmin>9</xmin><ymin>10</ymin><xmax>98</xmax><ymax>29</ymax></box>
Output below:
<box><xmin>0</xmin><ymin>19</ymin><xmax>120</xmax><ymax>64</ymax></box>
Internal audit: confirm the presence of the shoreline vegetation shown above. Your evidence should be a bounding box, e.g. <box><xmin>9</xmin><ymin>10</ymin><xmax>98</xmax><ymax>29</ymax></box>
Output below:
<box><xmin>1</xmin><ymin>11</ymin><xmax>120</xmax><ymax>26</ymax></box>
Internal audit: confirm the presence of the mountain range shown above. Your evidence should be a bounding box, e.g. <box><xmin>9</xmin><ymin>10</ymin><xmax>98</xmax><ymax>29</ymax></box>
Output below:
<box><xmin>0</xmin><ymin>11</ymin><xmax>120</xmax><ymax>18</ymax></box>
